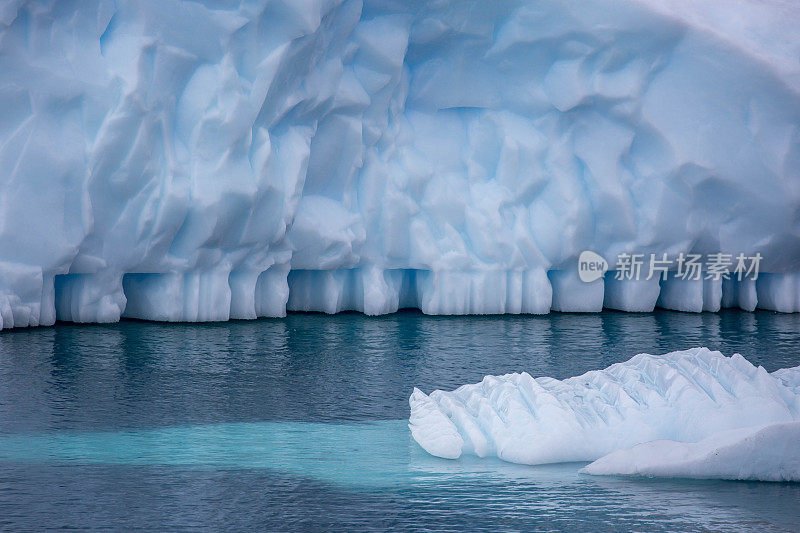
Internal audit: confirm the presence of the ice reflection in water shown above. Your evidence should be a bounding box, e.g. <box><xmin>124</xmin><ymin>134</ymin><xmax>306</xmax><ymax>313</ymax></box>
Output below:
<box><xmin>1</xmin><ymin>310</ymin><xmax>799</xmax><ymax>530</ymax></box>
<box><xmin>2</xmin><ymin>420</ymin><xmax>799</xmax><ymax>531</ymax></box>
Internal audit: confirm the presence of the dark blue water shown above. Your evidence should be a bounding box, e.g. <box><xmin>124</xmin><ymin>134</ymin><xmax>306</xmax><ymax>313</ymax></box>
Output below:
<box><xmin>1</xmin><ymin>310</ymin><xmax>799</xmax><ymax>530</ymax></box>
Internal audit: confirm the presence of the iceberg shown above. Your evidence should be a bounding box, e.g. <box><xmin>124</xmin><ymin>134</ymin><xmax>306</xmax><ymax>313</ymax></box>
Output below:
<box><xmin>2</xmin><ymin>0</ymin><xmax>800</xmax><ymax>328</ymax></box>
<box><xmin>408</xmin><ymin>348</ymin><xmax>800</xmax><ymax>465</ymax></box>
<box><xmin>580</xmin><ymin>421</ymin><xmax>800</xmax><ymax>482</ymax></box>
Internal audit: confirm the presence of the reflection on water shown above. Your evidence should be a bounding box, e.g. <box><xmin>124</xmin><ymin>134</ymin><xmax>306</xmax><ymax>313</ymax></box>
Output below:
<box><xmin>0</xmin><ymin>420</ymin><xmax>544</xmax><ymax>487</ymax></box>
<box><xmin>1</xmin><ymin>419</ymin><xmax>799</xmax><ymax>531</ymax></box>
<box><xmin>1</xmin><ymin>310</ymin><xmax>799</xmax><ymax>530</ymax></box>
<box><xmin>1</xmin><ymin>310</ymin><xmax>799</xmax><ymax>433</ymax></box>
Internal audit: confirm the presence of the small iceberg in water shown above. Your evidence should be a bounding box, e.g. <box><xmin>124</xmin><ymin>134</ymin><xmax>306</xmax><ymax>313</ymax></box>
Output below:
<box><xmin>409</xmin><ymin>347</ymin><xmax>800</xmax><ymax>481</ymax></box>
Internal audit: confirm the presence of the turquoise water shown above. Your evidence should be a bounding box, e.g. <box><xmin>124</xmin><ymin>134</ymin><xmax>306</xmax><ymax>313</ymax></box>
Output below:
<box><xmin>1</xmin><ymin>310</ymin><xmax>799</xmax><ymax>530</ymax></box>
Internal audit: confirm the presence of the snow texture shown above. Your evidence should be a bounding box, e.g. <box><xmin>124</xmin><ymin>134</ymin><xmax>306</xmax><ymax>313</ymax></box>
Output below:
<box><xmin>1</xmin><ymin>0</ymin><xmax>800</xmax><ymax>328</ymax></box>
<box><xmin>409</xmin><ymin>348</ymin><xmax>800</xmax><ymax>466</ymax></box>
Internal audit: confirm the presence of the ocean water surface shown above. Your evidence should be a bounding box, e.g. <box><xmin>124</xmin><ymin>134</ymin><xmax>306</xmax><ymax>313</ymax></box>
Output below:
<box><xmin>1</xmin><ymin>310</ymin><xmax>799</xmax><ymax>530</ymax></box>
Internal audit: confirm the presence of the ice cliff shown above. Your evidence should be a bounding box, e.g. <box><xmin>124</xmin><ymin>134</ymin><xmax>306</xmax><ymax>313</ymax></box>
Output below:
<box><xmin>409</xmin><ymin>347</ymin><xmax>800</xmax><ymax>477</ymax></box>
<box><xmin>1</xmin><ymin>0</ymin><xmax>800</xmax><ymax>328</ymax></box>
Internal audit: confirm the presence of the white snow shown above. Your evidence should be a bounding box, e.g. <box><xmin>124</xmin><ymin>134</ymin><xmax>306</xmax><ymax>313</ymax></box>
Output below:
<box><xmin>581</xmin><ymin>422</ymin><xmax>800</xmax><ymax>482</ymax></box>
<box><xmin>1</xmin><ymin>0</ymin><xmax>800</xmax><ymax>327</ymax></box>
<box><xmin>409</xmin><ymin>348</ymin><xmax>800</xmax><ymax>468</ymax></box>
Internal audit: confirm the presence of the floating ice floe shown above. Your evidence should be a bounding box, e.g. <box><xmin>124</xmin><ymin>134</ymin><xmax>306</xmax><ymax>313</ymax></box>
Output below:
<box><xmin>409</xmin><ymin>348</ymin><xmax>800</xmax><ymax>471</ymax></box>
<box><xmin>580</xmin><ymin>421</ymin><xmax>800</xmax><ymax>482</ymax></box>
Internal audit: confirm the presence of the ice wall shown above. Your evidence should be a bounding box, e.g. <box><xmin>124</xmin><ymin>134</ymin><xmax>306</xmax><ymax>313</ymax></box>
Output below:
<box><xmin>1</xmin><ymin>0</ymin><xmax>800</xmax><ymax>328</ymax></box>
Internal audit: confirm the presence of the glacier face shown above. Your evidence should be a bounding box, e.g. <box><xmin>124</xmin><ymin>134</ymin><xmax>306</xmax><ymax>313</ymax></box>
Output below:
<box><xmin>1</xmin><ymin>0</ymin><xmax>800</xmax><ymax>327</ymax></box>
<box><xmin>408</xmin><ymin>347</ymin><xmax>800</xmax><ymax>465</ymax></box>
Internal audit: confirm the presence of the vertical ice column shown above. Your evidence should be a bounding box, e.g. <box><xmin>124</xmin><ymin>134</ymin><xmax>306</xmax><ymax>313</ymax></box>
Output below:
<box><xmin>360</xmin><ymin>267</ymin><xmax>403</xmax><ymax>316</ymax></box>
<box><xmin>287</xmin><ymin>270</ymin><xmax>364</xmax><ymax>314</ymax></box>
<box><xmin>228</xmin><ymin>271</ymin><xmax>261</xmax><ymax>320</ymax></box>
<box><xmin>604</xmin><ymin>276</ymin><xmax>661</xmax><ymax>312</ymax></box>
<box><xmin>54</xmin><ymin>273</ymin><xmax>127</xmax><ymax>323</ymax></box>
<box><xmin>756</xmin><ymin>273</ymin><xmax>800</xmax><ymax>312</ymax></box>
<box><xmin>721</xmin><ymin>278</ymin><xmax>758</xmax><ymax>311</ymax></box>
<box><xmin>122</xmin><ymin>271</ymin><xmax>232</xmax><ymax>322</ymax></box>
<box><xmin>415</xmin><ymin>272</ymin><xmax>483</xmax><ymax>315</ymax></box>
<box><xmin>702</xmin><ymin>278</ymin><xmax>722</xmax><ymax>312</ymax></box>
<box><xmin>657</xmin><ymin>277</ymin><xmax>722</xmax><ymax>312</ymax></box>
<box><xmin>515</xmin><ymin>269</ymin><xmax>552</xmax><ymax>314</ymax></box>
<box><xmin>0</xmin><ymin>263</ymin><xmax>55</xmax><ymax>329</ymax></box>
<box><xmin>415</xmin><ymin>270</ymin><xmax>551</xmax><ymax>315</ymax></box>
<box><xmin>548</xmin><ymin>270</ymin><xmax>604</xmax><ymax>312</ymax></box>
<box><xmin>228</xmin><ymin>263</ymin><xmax>291</xmax><ymax>319</ymax></box>
<box><xmin>40</xmin><ymin>274</ymin><xmax>56</xmax><ymax>327</ymax></box>
<box><xmin>286</xmin><ymin>269</ymin><xmax>552</xmax><ymax>315</ymax></box>
<box><xmin>287</xmin><ymin>268</ymin><xmax>406</xmax><ymax>315</ymax></box>
<box><xmin>255</xmin><ymin>263</ymin><xmax>291</xmax><ymax>318</ymax></box>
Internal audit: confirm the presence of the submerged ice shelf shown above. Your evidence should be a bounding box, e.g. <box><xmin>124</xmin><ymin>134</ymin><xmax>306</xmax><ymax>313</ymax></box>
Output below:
<box><xmin>1</xmin><ymin>0</ymin><xmax>800</xmax><ymax>328</ymax></box>
<box><xmin>409</xmin><ymin>348</ymin><xmax>800</xmax><ymax>474</ymax></box>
